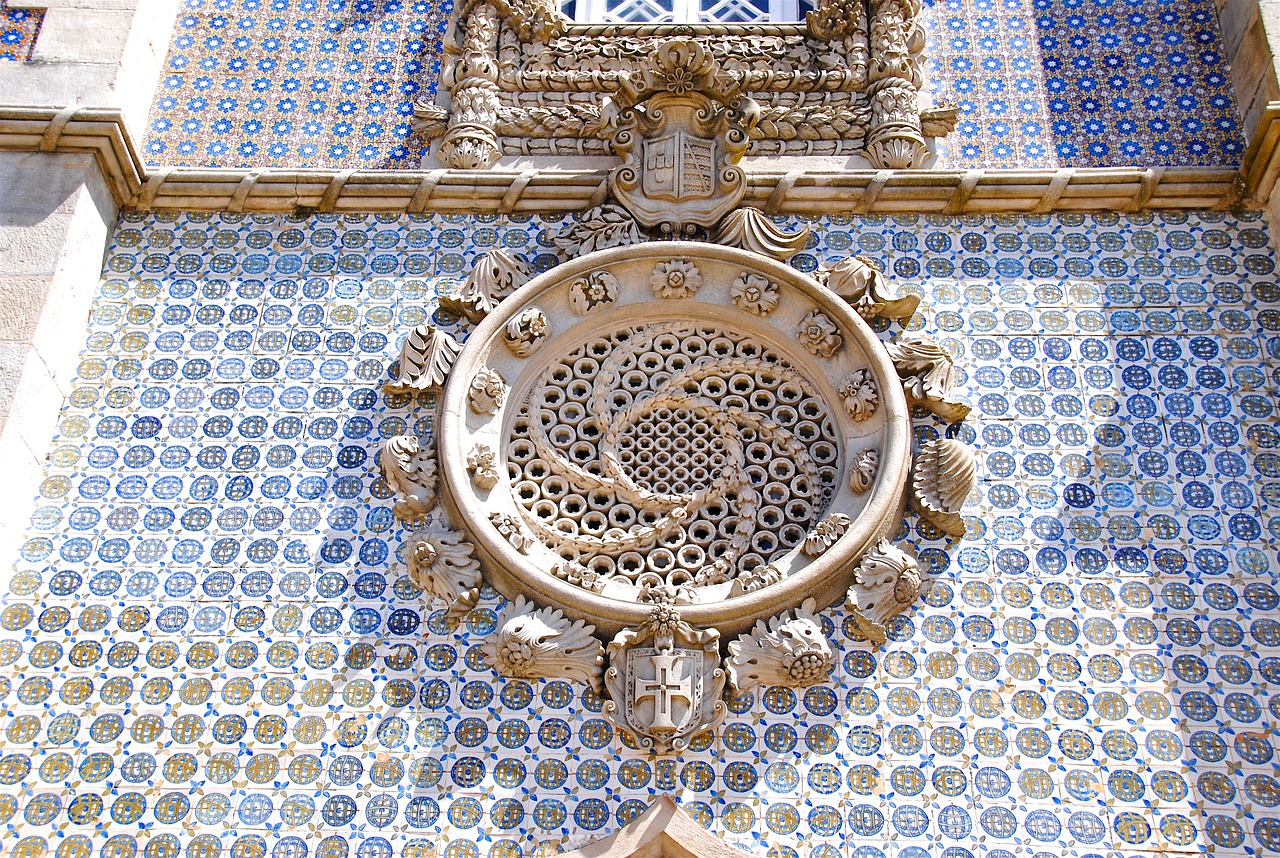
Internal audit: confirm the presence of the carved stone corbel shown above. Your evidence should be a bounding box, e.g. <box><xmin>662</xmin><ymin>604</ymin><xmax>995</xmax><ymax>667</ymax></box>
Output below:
<box><xmin>910</xmin><ymin>437</ymin><xmax>976</xmax><ymax>537</ymax></box>
<box><xmin>439</xmin><ymin>249</ymin><xmax>532</xmax><ymax>322</ymax></box>
<box><xmin>818</xmin><ymin>255</ymin><xmax>920</xmax><ymax>323</ymax></box>
<box><xmin>385</xmin><ymin>324</ymin><xmax>464</xmax><ymax>393</ymax></box>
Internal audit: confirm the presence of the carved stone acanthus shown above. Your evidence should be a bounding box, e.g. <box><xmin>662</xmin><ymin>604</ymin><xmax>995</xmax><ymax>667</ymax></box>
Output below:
<box><xmin>840</xmin><ymin>368</ymin><xmax>879</xmax><ymax>421</ymax></box>
<box><xmin>606</xmin><ymin>40</ymin><xmax>759</xmax><ymax>234</ymax></box>
<box><xmin>503</xmin><ymin>307</ymin><xmax>549</xmax><ymax>357</ymax></box>
<box><xmin>849</xmin><ymin>448</ymin><xmax>879</xmax><ymax>493</ymax></box>
<box><xmin>603</xmin><ymin>599</ymin><xmax>727</xmax><ymax>753</ymax></box>
<box><xmin>385</xmin><ymin>324</ymin><xmax>464</xmax><ymax>393</ymax></box>
<box><xmin>407</xmin><ymin>527</ymin><xmax>483</xmax><ymax>625</ymax></box>
<box><xmin>568</xmin><ymin>270</ymin><xmax>619</xmax><ymax>314</ymax></box>
<box><xmin>846</xmin><ymin>539</ymin><xmax>921</xmax><ymax>643</ymax></box>
<box><xmin>910</xmin><ymin>437</ymin><xmax>976</xmax><ymax>537</ymax></box>
<box><xmin>726</xmin><ymin>598</ymin><xmax>835</xmax><ymax>691</ymax></box>
<box><xmin>440</xmin><ymin>249</ymin><xmax>532</xmax><ymax>322</ymax></box>
<box><xmin>796</xmin><ymin>309</ymin><xmax>843</xmax><ymax>357</ymax></box>
<box><xmin>482</xmin><ymin>595</ymin><xmax>605</xmax><ymax>692</ymax></box>
<box><xmin>714</xmin><ymin>208</ymin><xmax>811</xmax><ymax>262</ymax></box>
<box><xmin>553</xmin><ymin>205</ymin><xmax>643</xmax><ymax>258</ymax></box>
<box><xmin>886</xmin><ymin>336</ymin><xmax>971</xmax><ymax>422</ymax></box>
<box><xmin>380</xmin><ymin>436</ymin><xmax>438</xmax><ymax>520</ymax></box>
<box><xmin>467</xmin><ymin>444</ymin><xmax>501</xmax><ymax>490</ymax></box>
<box><xmin>468</xmin><ymin>367</ymin><xmax>508</xmax><ymax>414</ymax></box>
<box><xmin>819</xmin><ymin>255</ymin><xmax>920</xmax><ymax>323</ymax></box>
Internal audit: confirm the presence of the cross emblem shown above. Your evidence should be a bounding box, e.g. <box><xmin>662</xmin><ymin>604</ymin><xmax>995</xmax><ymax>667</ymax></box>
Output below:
<box><xmin>633</xmin><ymin>651</ymin><xmax>695</xmax><ymax>732</ymax></box>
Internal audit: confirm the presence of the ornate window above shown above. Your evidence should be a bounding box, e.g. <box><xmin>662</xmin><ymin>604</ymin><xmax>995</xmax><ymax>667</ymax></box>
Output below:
<box><xmin>562</xmin><ymin>0</ymin><xmax>813</xmax><ymax>26</ymax></box>
<box><xmin>416</xmin><ymin>0</ymin><xmax>956</xmax><ymax>170</ymax></box>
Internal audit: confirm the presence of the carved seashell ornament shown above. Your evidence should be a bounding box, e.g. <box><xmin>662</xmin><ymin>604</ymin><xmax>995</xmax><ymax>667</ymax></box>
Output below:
<box><xmin>911</xmin><ymin>438</ymin><xmax>977</xmax><ymax>537</ymax></box>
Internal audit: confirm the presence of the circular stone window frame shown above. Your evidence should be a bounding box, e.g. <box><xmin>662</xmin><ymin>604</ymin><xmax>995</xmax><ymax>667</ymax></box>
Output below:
<box><xmin>438</xmin><ymin>242</ymin><xmax>912</xmax><ymax>639</ymax></box>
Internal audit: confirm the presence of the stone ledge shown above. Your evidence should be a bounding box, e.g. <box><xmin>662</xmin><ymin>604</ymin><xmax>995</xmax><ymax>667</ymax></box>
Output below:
<box><xmin>1244</xmin><ymin>101</ymin><xmax>1280</xmax><ymax>203</ymax></box>
<box><xmin>0</xmin><ymin>104</ymin><xmax>1252</xmax><ymax>215</ymax></box>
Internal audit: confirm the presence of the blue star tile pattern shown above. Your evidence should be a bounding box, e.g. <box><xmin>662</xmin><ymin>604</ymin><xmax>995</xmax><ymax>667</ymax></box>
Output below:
<box><xmin>924</xmin><ymin>0</ymin><xmax>1245</xmax><ymax>167</ymax></box>
<box><xmin>4</xmin><ymin>208</ymin><xmax>1280</xmax><ymax>858</ymax></box>
<box><xmin>0</xmin><ymin>0</ymin><xmax>43</xmax><ymax>61</ymax></box>
<box><xmin>144</xmin><ymin>0</ymin><xmax>449</xmax><ymax>168</ymax></box>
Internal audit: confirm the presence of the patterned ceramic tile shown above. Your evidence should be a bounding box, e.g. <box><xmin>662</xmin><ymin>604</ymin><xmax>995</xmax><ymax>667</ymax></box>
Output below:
<box><xmin>924</xmin><ymin>0</ymin><xmax>1245</xmax><ymax>168</ymax></box>
<box><xmin>4</xmin><ymin>209</ymin><xmax>1280</xmax><ymax>858</ymax></box>
<box><xmin>0</xmin><ymin>0</ymin><xmax>42</xmax><ymax>61</ymax></box>
<box><xmin>143</xmin><ymin>0</ymin><xmax>448</xmax><ymax>168</ymax></box>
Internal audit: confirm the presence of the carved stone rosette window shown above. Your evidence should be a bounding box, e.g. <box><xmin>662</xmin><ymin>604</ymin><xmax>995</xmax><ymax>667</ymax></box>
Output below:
<box><xmin>437</xmin><ymin>242</ymin><xmax>912</xmax><ymax>638</ymax></box>
<box><xmin>418</xmin><ymin>0</ymin><xmax>954</xmax><ymax>169</ymax></box>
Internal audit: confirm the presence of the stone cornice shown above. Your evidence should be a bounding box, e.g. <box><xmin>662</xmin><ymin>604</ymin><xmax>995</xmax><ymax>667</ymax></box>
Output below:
<box><xmin>0</xmin><ymin>104</ymin><xmax>1250</xmax><ymax>215</ymax></box>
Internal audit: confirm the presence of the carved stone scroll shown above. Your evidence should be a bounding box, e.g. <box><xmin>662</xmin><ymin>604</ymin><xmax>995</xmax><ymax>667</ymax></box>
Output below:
<box><xmin>482</xmin><ymin>595</ymin><xmax>605</xmax><ymax>692</ymax></box>
<box><xmin>726</xmin><ymin>598</ymin><xmax>836</xmax><ymax>691</ymax></box>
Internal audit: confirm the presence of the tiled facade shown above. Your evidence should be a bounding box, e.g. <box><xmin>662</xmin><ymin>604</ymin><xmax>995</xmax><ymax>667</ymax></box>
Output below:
<box><xmin>0</xmin><ymin>1</ymin><xmax>43</xmax><ymax>61</ymax></box>
<box><xmin>143</xmin><ymin>0</ymin><xmax>1247</xmax><ymax>170</ymax></box>
<box><xmin>7</xmin><ymin>209</ymin><xmax>1280</xmax><ymax>858</ymax></box>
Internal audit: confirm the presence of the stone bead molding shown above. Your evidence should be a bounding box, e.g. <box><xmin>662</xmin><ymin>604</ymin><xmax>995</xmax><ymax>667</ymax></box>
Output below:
<box><xmin>419</xmin><ymin>0</ymin><xmax>944</xmax><ymax>168</ymax></box>
<box><xmin>379</xmin><ymin>235</ymin><xmax>979</xmax><ymax>753</ymax></box>
<box><xmin>0</xmin><ymin>106</ymin><xmax>1253</xmax><ymax>214</ymax></box>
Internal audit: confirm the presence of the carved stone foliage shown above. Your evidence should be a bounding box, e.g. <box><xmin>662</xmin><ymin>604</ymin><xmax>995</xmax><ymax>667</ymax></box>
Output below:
<box><xmin>818</xmin><ymin>255</ymin><xmax>919</xmax><ymax>323</ymax></box>
<box><xmin>885</xmin><ymin>335</ymin><xmax>971</xmax><ymax>422</ymax></box>
<box><xmin>911</xmin><ymin>437</ymin><xmax>976</xmax><ymax>537</ymax></box>
<box><xmin>468</xmin><ymin>367</ymin><xmax>507</xmax><ymax>414</ymax></box>
<box><xmin>482</xmin><ymin>595</ymin><xmax>605</xmax><ymax>692</ymax></box>
<box><xmin>568</xmin><ymin>270</ymin><xmax>619</xmax><ymax>314</ymax></box>
<box><xmin>553</xmin><ymin>205</ymin><xmax>642</xmax><ymax>258</ymax></box>
<box><xmin>849</xmin><ymin>448</ymin><xmax>879</xmax><ymax>493</ymax></box>
<box><xmin>407</xmin><ymin>527</ymin><xmax>483</xmax><ymax>625</ymax></box>
<box><xmin>419</xmin><ymin>0</ymin><xmax>948</xmax><ymax>166</ymax></box>
<box><xmin>385</xmin><ymin>324</ymin><xmax>463</xmax><ymax>394</ymax></box>
<box><xmin>502</xmin><ymin>307</ymin><xmax>549</xmax><ymax>357</ymax></box>
<box><xmin>845</xmin><ymin>539</ymin><xmax>922</xmax><ymax>643</ymax></box>
<box><xmin>603</xmin><ymin>598</ymin><xmax>727</xmax><ymax>754</ymax></box>
<box><xmin>467</xmin><ymin>444</ymin><xmax>501</xmax><ymax>489</ymax></box>
<box><xmin>606</xmin><ymin>40</ymin><xmax>758</xmax><ymax>234</ymax></box>
<box><xmin>726</xmin><ymin>598</ymin><xmax>836</xmax><ymax>691</ymax></box>
<box><xmin>380</xmin><ymin>435</ymin><xmax>438</xmax><ymax>521</ymax></box>
<box><xmin>440</xmin><ymin>249</ymin><xmax>531</xmax><ymax>322</ymax></box>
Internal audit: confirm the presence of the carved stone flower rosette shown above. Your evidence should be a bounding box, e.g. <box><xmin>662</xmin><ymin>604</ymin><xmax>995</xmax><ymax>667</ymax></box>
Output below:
<box><xmin>433</xmin><ymin>242</ymin><xmax>913</xmax><ymax>640</ymax></box>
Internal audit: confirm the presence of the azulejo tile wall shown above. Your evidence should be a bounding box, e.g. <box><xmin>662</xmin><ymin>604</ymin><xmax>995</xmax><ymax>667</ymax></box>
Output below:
<box><xmin>0</xmin><ymin>0</ymin><xmax>43</xmax><ymax>61</ymax></box>
<box><xmin>7</xmin><ymin>210</ymin><xmax>1280</xmax><ymax>858</ymax></box>
<box><xmin>924</xmin><ymin>0</ymin><xmax>1244</xmax><ymax>168</ymax></box>
<box><xmin>144</xmin><ymin>0</ymin><xmax>447</xmax><ymax>168</ymax></box>
<box><xmin>142</xmin><ymin>0</ymin><xmax>1245</xmax><ymax>170</ymax></box>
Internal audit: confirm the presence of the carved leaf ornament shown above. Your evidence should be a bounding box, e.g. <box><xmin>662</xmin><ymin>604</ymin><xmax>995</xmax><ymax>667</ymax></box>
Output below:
<box><xmin>382</xmin><ymin>236</ymin><xmax>976</xmax><ymax>753</ymax></box>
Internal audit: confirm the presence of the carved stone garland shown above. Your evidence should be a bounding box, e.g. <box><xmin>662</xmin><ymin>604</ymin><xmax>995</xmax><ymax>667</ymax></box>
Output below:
<box><xmin>380</xmin><ymin>239</ymin><xmax>978</xmax><ymax>755</ymax></box>
<box><xmin>419</xmin><ymin>0</ymin><xmax>953</xmax><ymax>168</ymax></box>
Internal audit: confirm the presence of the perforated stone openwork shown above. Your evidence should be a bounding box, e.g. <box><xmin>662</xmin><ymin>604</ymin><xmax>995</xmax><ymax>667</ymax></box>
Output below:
<box><xmin>437</xmin><ymin>242</ymin><xmax>913</xmax><ymax>640</ymax></box>
<box><xmin>507</xmin><ymin>321</ymin><xmax>841</xmax><ymax>589</ymax></box>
